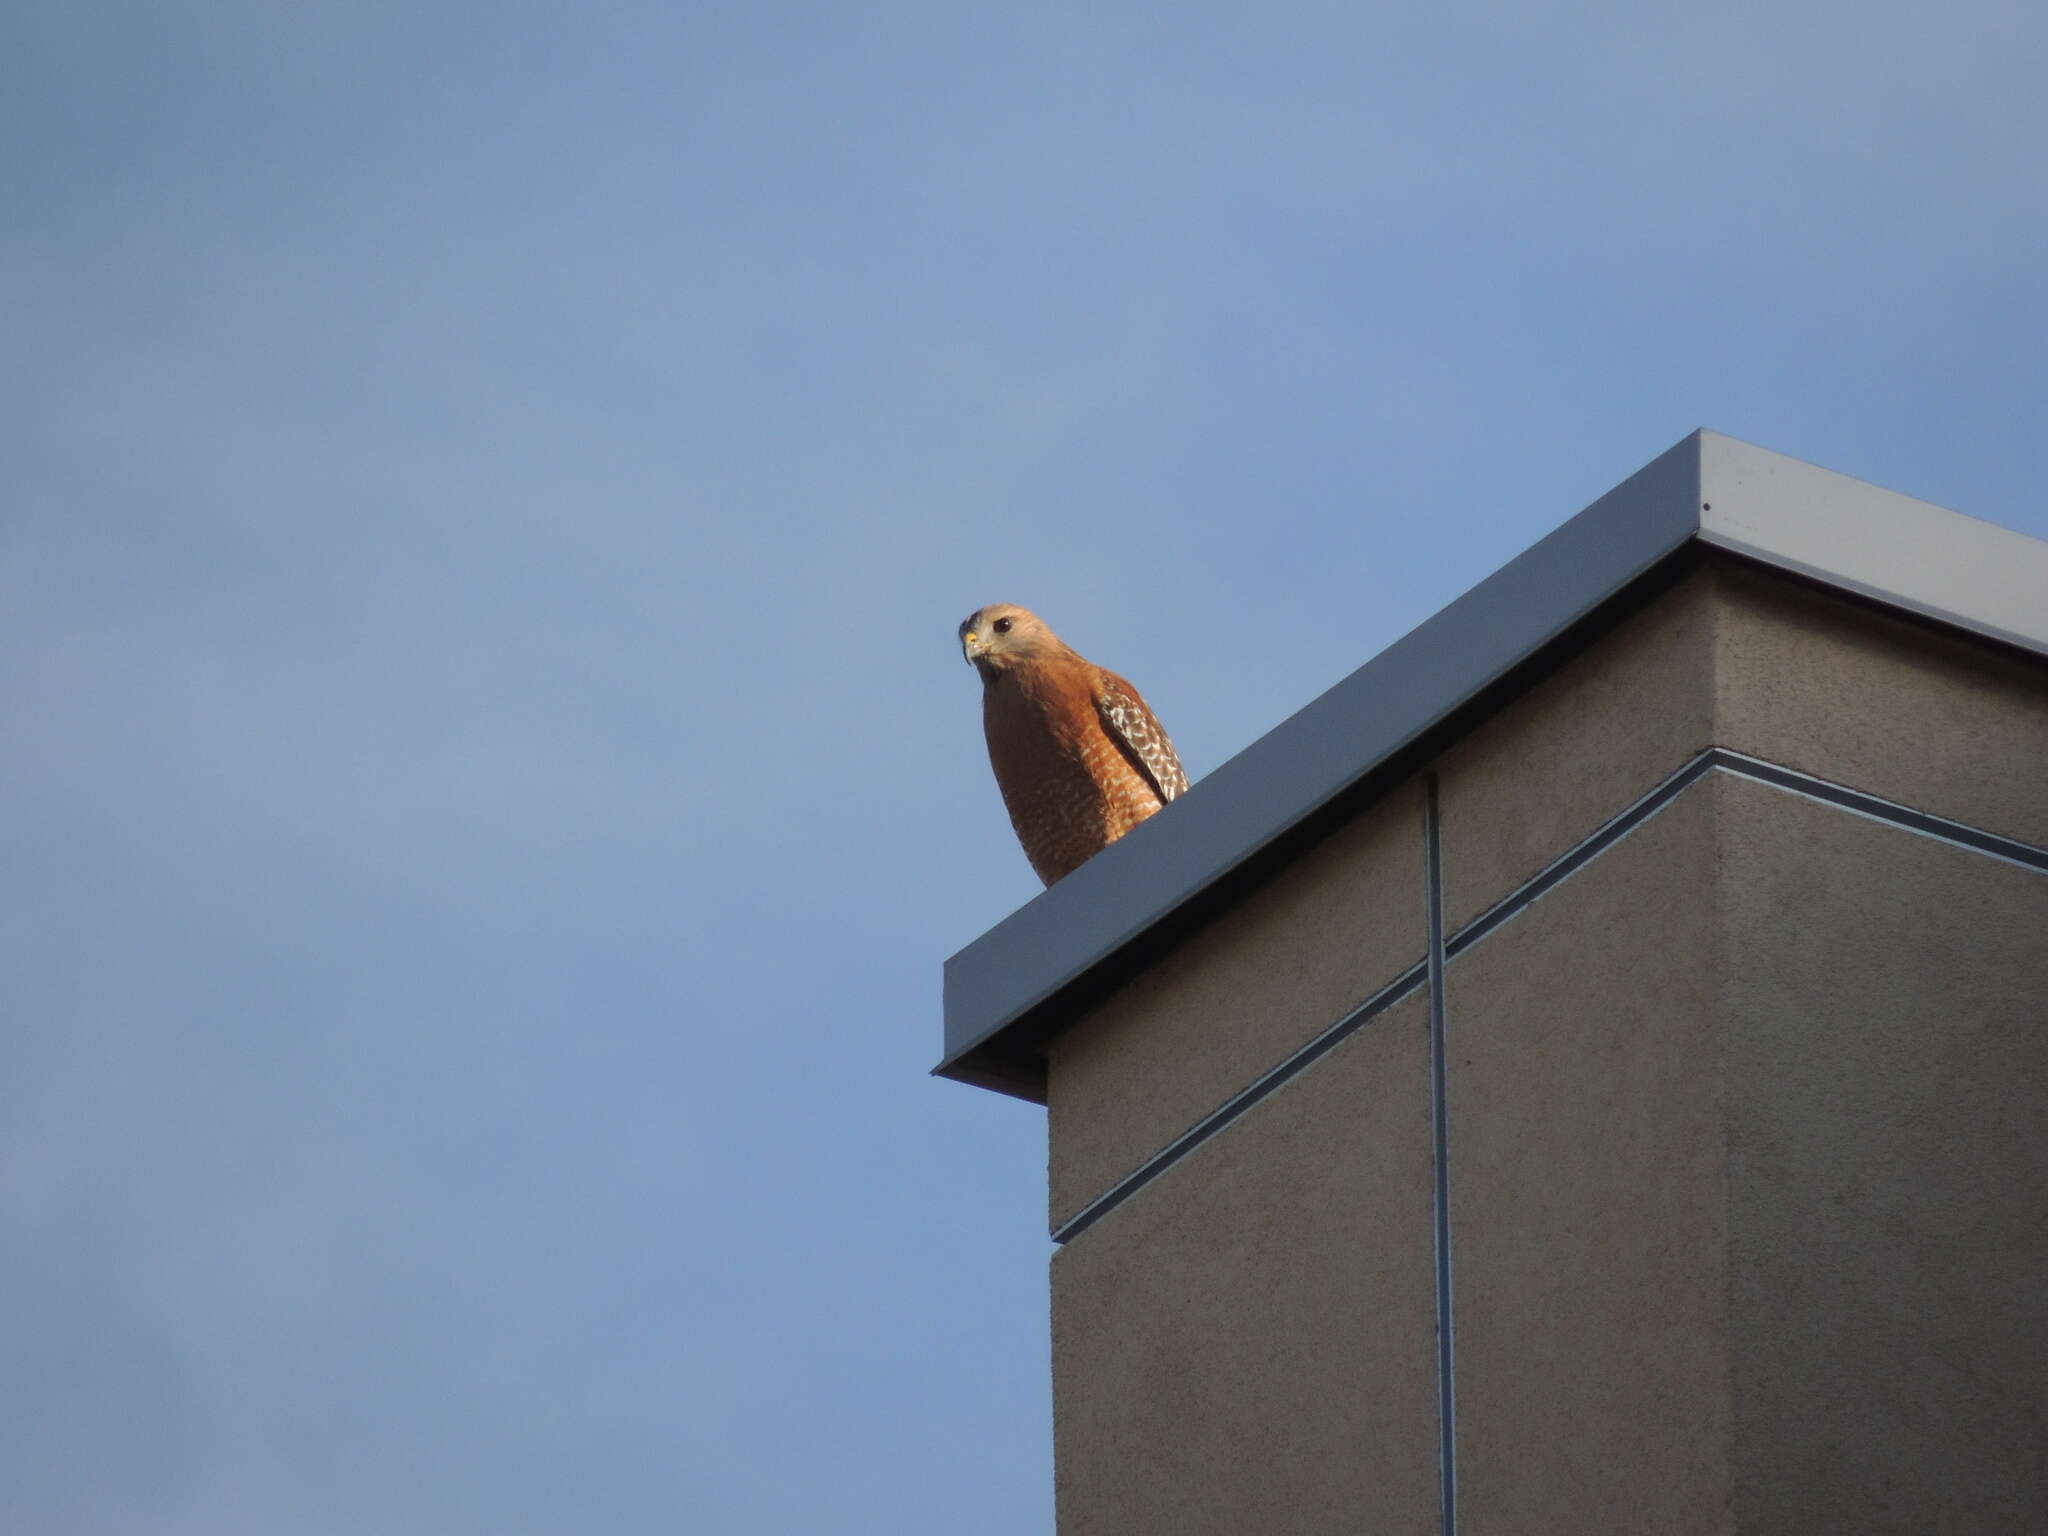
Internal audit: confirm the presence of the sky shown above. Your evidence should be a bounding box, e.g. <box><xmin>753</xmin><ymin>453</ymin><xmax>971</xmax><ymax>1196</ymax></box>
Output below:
<box><xmin>3</xmin><ymin>2</ymin><xmax>2044</xmax><ymax>1531</ymax></box>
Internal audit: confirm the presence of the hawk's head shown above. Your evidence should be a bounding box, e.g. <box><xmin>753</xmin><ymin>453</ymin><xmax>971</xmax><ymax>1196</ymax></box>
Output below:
<box><xmin>960</xmin><ymin>604</ymin><xmax>1057</xmax><ymax>680</ymax></box>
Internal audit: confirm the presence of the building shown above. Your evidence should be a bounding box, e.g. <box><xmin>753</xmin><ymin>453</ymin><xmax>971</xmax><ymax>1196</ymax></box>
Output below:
<box><xmin>937</xmin><ymin>432</ymin><xmax>2048</xmax><ymax>1534</ymax></box>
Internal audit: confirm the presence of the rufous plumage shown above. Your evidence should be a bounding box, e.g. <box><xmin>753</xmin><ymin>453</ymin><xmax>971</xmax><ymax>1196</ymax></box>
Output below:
<box><xmin>959</xmin><ymin>604</ymin><xmax>1189</xmax><ymax>885</ymax></box>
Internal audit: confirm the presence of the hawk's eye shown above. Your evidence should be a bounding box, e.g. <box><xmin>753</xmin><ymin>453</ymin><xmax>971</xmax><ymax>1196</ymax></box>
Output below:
<box><xmin>992</xmin><ymin>617</ymin><xmax>1013</xmax><ymax>634</ymax></box>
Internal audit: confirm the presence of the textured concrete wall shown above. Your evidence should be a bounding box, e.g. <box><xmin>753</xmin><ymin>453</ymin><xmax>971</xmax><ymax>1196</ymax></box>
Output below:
<box><xmin>1043</xmin><ymin>562</ymin><xmax>2048</xmax><ymax>1536</ymax></box>
<box><xmin>1720</xmin><ymin>777</ymin><xmax>2048</xmax><ymax>1533</ymax></box>
<box><xmin>1045</xmin><ymin>777</ymin><xmax>1426</xmax><ymax>1233</ymax></box>
<box><xmin>1051</xmin><ymin>993</ymin><xmax>1438</xmax><ymax>1536</ymax></box>
<box><xmin>1436</xmin><ymin>563</ymin><xmax>2048</xmax><ymax>929</ymax></box>
<box><xmin>1448</xmin><ymin>778</ymin><xmax>1733</xmax><ymax>1535</ymax></box>
<box><xmin>1436</xmin><ymin>566</ymin><xmax>1719</xmax><ymax>929</ymax></box>
<box><xmin>1714</xmin><ymin>562</ymin><xmax>2048</xmax><ymax>849</ymax></box>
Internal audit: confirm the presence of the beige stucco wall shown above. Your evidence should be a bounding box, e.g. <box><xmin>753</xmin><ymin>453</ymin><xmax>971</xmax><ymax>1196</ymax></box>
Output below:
<box><xmin>1435</xmin><ymin>567</ymin><xmax>1720</xmax><ymax>930</ymax></box>
<box><xmin>1714</xmin><ymin>562</ymin><xmax>2048</xmax><ymax>852</ymax></box>
<box><xmin>1045</xmin><ymin>776</ymin><xmax>1426</xmax><ymax>1232</ymax></box>
<box><xmin>1448</xmin><ymin>760</ymin><xmax>2048</xmax><ymax>1535</ymax></box>
<box><xmin>1719</xmin><ymin>777</ymin><xmax>2048</xmax><ymax>1532</ymax></box>
<box><xmin>1448</xmin><ymin>777</ymin><xmax>1733</xmax><ymax>1535</ymax></box>
<box><xmin>1437</xmin><ymin>562</ymin><xmax>2048</xmax><ymax>931</ymax></box>
<box><xmin>1042</xmin><ymin>561</ymin><xmax>2048</xmax><ymax>1535</ymax></box>
<box><xmin>1047</xmin><ymin>565</ymin><xmax>2048</xmax><ymax>1238</ymax></box>
<box><xmin>1051</xmin><ymin>992</ymin><xmax>1438</xmax><ymax>1536</ymax></box>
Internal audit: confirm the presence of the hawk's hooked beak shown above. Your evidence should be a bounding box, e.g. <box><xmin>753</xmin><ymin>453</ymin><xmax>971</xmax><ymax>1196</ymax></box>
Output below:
<box><xmin>961</xmin><ymin>630</ymin><xmax>985</xmax><ymax>664</ymax></box>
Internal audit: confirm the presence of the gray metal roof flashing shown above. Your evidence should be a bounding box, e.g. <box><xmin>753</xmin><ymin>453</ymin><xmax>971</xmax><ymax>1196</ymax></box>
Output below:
<box><xmin>937</xmin><ymin>430</ymin><xmax>2047</xmax><ymax>1102</ymax></box>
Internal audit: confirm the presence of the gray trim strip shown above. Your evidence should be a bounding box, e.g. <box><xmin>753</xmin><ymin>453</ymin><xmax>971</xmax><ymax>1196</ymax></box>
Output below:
<box><xmin>1698</xmin><ymin>432</ymin><xmax>2048</xmax><ymax>663</ymax></box>
<box><xmin>1051</xmin><ymin>748</ymin><xmax>2048</xmax><ymax>1248</ymax></box>
<box><xmin>1425</xmin><ymin>774</ymin><xmax>1459</xmax><ymax>1536</ymax></box>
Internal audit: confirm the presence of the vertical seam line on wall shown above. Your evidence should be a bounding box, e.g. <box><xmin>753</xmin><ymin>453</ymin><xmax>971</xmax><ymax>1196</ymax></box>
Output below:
<box><xmin>1425</xmin><ymin>771</ymin><xmax>1459</xmax><ymax>1536</ymax></box>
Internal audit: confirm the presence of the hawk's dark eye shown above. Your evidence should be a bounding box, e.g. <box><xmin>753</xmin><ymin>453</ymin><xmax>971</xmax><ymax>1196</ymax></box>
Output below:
<box><xmin>992</xmin><ymin>617</ymin><xmax>1013</xmax><ymax>634</ymax></box>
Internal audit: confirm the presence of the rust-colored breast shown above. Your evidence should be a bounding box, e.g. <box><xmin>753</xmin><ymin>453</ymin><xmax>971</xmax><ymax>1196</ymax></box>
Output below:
<box><xmin>982</xmin><ymin>658</ymin><xmax>1169</xmax><ymax>885</ymax></box>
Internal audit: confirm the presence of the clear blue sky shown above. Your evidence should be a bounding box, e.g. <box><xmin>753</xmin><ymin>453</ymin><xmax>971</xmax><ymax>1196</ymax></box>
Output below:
<box><xmin>5</xmin><ymin>3</ymin><xmax>2044</xmax><ymax>1531</ymax></box>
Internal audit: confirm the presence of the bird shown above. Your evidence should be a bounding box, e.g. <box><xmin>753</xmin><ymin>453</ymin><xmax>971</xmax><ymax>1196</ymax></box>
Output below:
<box><xmin>959</xmin><ymin>604</ymin><xmax>1190</xmax><ymax>886</ymax></box>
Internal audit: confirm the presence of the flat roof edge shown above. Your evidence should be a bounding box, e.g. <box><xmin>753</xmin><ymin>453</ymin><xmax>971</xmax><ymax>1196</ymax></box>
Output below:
<box><xmin>936</xmin><ymin>432</ymin><xmax>2047</xmax><ymax>1101</ymax></box>
<box><xmin>935</xmin><ymin>430</ymin><xmax>1709</xmax><ymax>1095</ymax></box>
<box><xmin>1696</xmin><ymin>432</ymin><xmax>2048</xmax><ymax>661</ymax></box>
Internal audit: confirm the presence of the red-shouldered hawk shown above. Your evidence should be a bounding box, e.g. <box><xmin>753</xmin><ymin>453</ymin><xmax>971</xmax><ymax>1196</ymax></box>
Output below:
<box><xmin>959</xmin><ymin>604</ymin><xmax>1190</xmax><ymax>886</ymax></box>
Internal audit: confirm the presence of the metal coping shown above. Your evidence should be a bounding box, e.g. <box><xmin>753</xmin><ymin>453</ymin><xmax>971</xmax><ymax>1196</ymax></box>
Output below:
<box><xmin>939</xmin><ymin>431</ymin><xmax>2048</xmax><ymax>1102</ymax></box>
